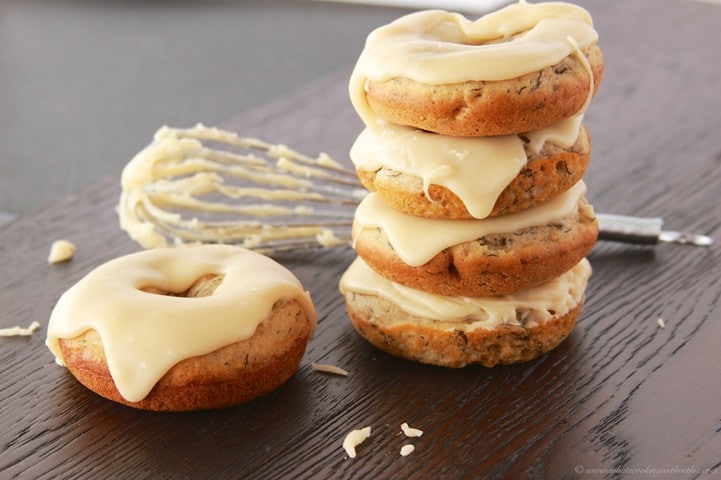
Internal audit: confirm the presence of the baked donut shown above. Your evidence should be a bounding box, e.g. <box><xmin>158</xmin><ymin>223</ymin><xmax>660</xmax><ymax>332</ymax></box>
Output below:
<box><xmin>350</xmin><ymin>117</ymin><xmax>590</xmax><ymax>220</ymax></box>
<box><xmin>46</xmin><ymin>245</ymin><xmax>316</xmax><ymax>411</ymax></box>
<box><xmin>349</xmin><ymin>3</ymin><xmax>604</xmax><ymax>136</ymax></box>
<box><xmin>352</xmin><ymin>182</ymin><xmax>598</xmax><ymax>297</ymax></box>
<box><xmin>340</xmin><ymin>256</ymin><xmax>591</xmax><ymax>367</ymax></box>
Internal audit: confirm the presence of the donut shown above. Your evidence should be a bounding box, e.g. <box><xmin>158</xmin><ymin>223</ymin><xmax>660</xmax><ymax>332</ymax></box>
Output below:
<box><xmin>340</xmin><ymin>256</ymin><xmax>591</xmax><ymax>367</ymax></box>
<box><xmin>352</xmin><ymin>182</ymin><xmax>598</xmax><ymax>297</ymax></box>
<box><xmin>349</xmin><ymin>2</ymin><xmax>604</xmax><ymax>136</ymax></box>
<box><xmin>350</xmin><ymin>116</ymin><xmax>590</xmax><ymax>220</ymax></box>
<box><xmin>46</xmin><ymin>245</ymin><xmax>317</xmax><ymax>411</ymax></box>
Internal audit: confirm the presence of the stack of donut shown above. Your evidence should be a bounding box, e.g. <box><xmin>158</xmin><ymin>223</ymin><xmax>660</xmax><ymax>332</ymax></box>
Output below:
<box><xmin>340</xmin><ymin>1</ymin><xmax>604</xmax><ymax>367</ymax></box>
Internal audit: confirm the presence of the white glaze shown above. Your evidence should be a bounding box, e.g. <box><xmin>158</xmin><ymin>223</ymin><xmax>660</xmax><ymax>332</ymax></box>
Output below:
<box><xmin>353</xmin><ymin>181</ymin><xmax>587</xmax><ymax>267</ymax></box>
<box><xmin>46</xmin><ymin>244</ymin><xmax>316</xmax><ymax>402</ymax></box>
<box><xmin>340</xmin><ymin>256</ymin><xmax>591</xmax><ymax>330</ymax></box>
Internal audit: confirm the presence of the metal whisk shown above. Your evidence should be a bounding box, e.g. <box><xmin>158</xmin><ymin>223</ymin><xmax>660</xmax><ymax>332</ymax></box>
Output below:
<box><xmin>118</xmin><ymin>124</ymin><xmax>713</xmax><ymax>254</ymax></box>
<box><xmin>119</xmin><ymin>124</ymin><xmax>365</xmax><ymax>253</ymax></box>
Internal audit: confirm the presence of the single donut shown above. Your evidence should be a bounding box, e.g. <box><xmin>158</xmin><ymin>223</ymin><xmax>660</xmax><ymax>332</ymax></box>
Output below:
<box><xmin>349</xmin><ymin>4</ymin><xmax>604</xmax><ymax>136</ymax></box>
<box><xmin>352</xmin><ymin>183</ymin><xmax>598</xmax><ymax>297</ymax></box>
<box><xmin>340</xmin><ymin>256</ymin><xmax>591</xmax><ymax>367</ymax></box>
<box><xmin>351</xmin><ymin>119</ymin><xmax>590</xmax><ymax>220</ymax></box>
<box><xmin>46</xmin><ymin>245</ymin><xmax>317</xmax><ymax>411</ymax></box>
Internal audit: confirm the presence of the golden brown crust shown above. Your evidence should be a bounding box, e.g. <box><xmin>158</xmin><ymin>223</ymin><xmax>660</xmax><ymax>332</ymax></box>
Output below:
<box><xmin>365</xmin><ymin>44</ymin><xmax>604</xmax><ymax>136</ymax></box>
<box><xmin>357</xmin><ymin>126</ymin><xmax>590</xmax><ymax>220</ymax></box>
<box><xmin>344</xmin><ymin>290</ymin><xmax>583</xmax><ymax>367</ymax></box>
<box><xmin>353</xmin><ymin>199</ymin><xmax>598</xmax><ymax>297</ymax></box>
<box><xmin>59</xmin><ymin>295</ymin><xmax>312</xmax><ymax>412</ymax></box>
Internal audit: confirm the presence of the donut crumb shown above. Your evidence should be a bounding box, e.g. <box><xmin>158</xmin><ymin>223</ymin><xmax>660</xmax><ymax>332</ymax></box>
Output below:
<box><xmin>343</xmin><ymin>426</ymin><xmax>371</xmax><ymax>458</ymax></box>
<box><xmin>48</xmin><ymin>239</ymin><xmax>76</xmax><ymax>264</ymax></box>
<box><xmin>400</xmin><ymin>422</ymin><xmax>423</xmax><ymax>438</ymax></box>
<box><xmin>400</xmin><ymin>444</ymin><xmax>415</xmax><ymax>457</ymax></box>
<box><xmin>0</xmin><ymin>321</ymin><xmax>41</xmax><ymax>337</ymax></box>
<box><xmin>311</xmin><ymin>361</ymin><xmax>349</xmax><ymax>376</ymax></box>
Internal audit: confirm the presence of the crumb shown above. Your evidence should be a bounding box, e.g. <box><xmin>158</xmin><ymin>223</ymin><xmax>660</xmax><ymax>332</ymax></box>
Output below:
<box><xmin>657</xmin><ymin>317</ymin><xmax>665</xmax><ymax>329</ymax></box>
<box><xmin>400</xmin><ymin>422</ymin><xmax>423</xmax><ymax>438</ymax></box>
<box><xmin>0</xmin><ymin>321</ymin><xmax>41</xmax><ymax>337</ymax></box>
<box><xmin>343</xmin><ymin>426</ymin><xmax>371</xmax><ymax>458</ymax></box>
<box><xmin>400</xmin><ymin>444</ymin><xmax>415</xmax><ymax>457</ymax></box>
<box><xmin>48</xmin><ymin>239</ymin><xmax>76</xmax><ymax>264</ymax></box>
<box><xmin>311</xmin><ymin>361</ymin><xmax>349</xmax><ymax>376</ymax></box>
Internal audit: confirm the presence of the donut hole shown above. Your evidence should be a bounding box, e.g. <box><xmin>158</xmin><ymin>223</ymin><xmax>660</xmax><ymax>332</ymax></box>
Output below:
<box><xmin>140</xmin><ymin>274</ymin><xmax>225</xmax><ymax>298</ymax></box>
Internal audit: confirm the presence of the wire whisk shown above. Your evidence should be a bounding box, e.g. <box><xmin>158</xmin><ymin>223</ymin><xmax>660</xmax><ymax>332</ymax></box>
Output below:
<box><xmin>119</xmin><ymin>124</ymin><xmax>367</xmax><ymax>253</ymax></box>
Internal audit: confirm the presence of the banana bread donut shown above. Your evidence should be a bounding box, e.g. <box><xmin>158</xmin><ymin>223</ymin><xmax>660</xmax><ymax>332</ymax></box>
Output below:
<box><xmin>46</xmin><ymin>245</ymin><xmax>317</xmax><ymax>411</ymax></box>
<box><xmin>352</xmin><ymin>182</ymin><xmax>598</xmax><ymax>297</ymax></box>
<box><xmin>351</xmin><ymin>117</ymin><xmax>590</xmax><ymax>220</ymax></box>
<box><xmin>349</xmin><ymin>2</ymin><xmax>604</xmax><ymax>136</ymax></box>
<box><xmin>340</xmin><ymin>256</ymin><xmax>591</xmax><ymax>367</ymax></box>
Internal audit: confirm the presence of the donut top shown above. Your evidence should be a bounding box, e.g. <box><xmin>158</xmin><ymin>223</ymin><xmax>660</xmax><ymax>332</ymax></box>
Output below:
<box><xmin>349</xmin><ymin>115</ymin><xmax>584</xmax><ymax>219</ymax></box>
<box><xmin>349</xmin><ymin>1</ymin><xmax>598</xmax><ymax>125</ymax></box>
<box><xmin>340</xmin><ymin>256</ymin><xmax>591</xmax><ymax>328</ymax></box>
<box><xmin>353</xmin><ymin>180</ymin><xmax>588</xmax><ymax>267</ymax></box>
<box><xmin>46</xmin><ymin>245</ymin><xmax>317</xmax><ymax>402</ymax></box>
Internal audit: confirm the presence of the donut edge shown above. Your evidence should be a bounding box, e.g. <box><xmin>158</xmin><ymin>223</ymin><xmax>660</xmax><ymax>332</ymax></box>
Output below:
<box><xmin>344</xmin><ymin>290</ymin><xmax>584</xmax><ymax>368</ymax></box>
<box><xmin>353</xmin><ymin>198</ymin><xmax>599</xmax><ymax>297</ymax></box>
<box><xmin>364</xmin><ymin>44</ymin><xmax>604</xmax><ymax>136</ymax></box>
<box><xmin>356</xmin><ymin>125</ymin><xmax>591</xmax><ymax>220</ymax></box>
<box><xmin>58</xmin><ymin>299</ymin><xmax>312</xmax><ymax>412</ymax></box>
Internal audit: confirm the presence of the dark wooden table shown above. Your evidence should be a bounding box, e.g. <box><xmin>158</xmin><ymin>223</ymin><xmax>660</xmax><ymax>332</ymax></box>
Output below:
<box><xmin>2</xmin><ymin>1</ymin><xmax>720</xmax><ymax>478</ymax></box>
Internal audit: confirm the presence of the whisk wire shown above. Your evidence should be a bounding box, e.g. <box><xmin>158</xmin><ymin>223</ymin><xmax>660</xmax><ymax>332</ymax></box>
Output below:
<box><xmin>119</xmin><ymin>124</ymin><xmax>360</xmax><ymax>251</ymax></box>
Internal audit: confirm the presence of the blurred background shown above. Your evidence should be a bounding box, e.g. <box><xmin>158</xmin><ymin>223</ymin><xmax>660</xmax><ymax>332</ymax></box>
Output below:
<box><xmin>0</xmin><ymin>0</ymin><xmax>416</xmax><ymax>225</ymax></box>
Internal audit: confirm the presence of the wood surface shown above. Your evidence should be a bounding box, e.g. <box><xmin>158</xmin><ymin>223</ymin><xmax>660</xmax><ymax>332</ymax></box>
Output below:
<box><xmin>2</xmin><ymin>1</ymin><xmax>721</xmax><ymax>478</ymax></box>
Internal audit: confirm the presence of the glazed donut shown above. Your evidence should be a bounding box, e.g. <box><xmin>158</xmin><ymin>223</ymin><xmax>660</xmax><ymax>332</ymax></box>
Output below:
<box><xmin>350</xmin><ymin>116</ymin><xmax>590</xmax><ymax>220</ymax></box>
<box><xmin>352</xmin><ymin>182</ymin><xmax>598</xmax><ymax>297</ymax></box>
<box><xmin>349</xmin><ymin>2</ymin><xmax>604</xmax><ymax>136</ymax></box>
<box><xmin>340</xmin><ymin>256</ymin><xmax>591</xmax><ymax>368</ymax></box>
<box><xmin>46</xmin><ymin>245</ymin><xmax>316</xmax><ymax>411</ymax></box>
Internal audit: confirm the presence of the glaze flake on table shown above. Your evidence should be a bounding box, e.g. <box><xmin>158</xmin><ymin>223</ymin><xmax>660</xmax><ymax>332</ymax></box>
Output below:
<box><xmin>2</xmin><ymin>0</ymin><xmax>721</xmax><ymax>478</ymax></box>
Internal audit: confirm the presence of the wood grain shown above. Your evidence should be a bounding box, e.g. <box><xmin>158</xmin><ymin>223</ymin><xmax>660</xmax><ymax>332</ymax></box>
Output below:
<box><xmin>2</xmin><ymin>1</ymin><xmax>721</xmax><ymax>478</ymax></box>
